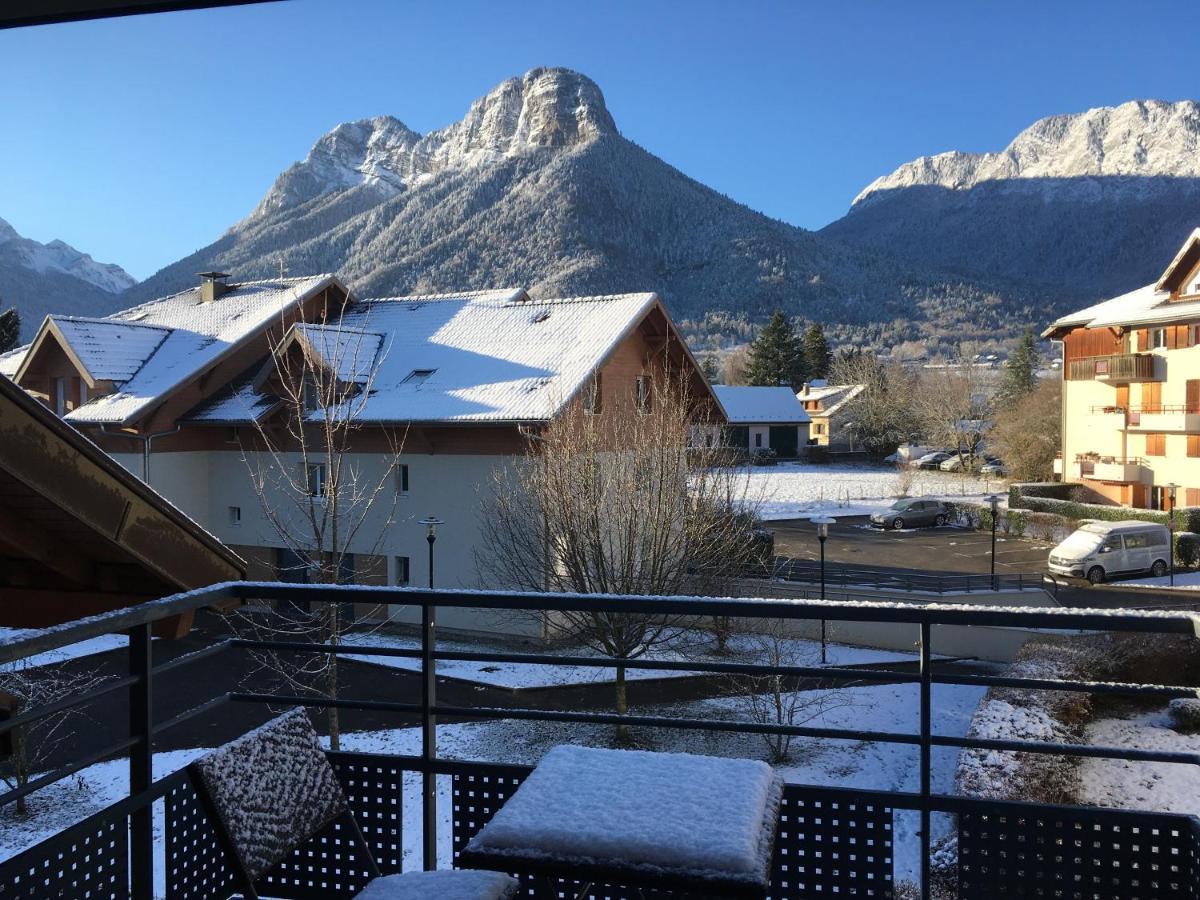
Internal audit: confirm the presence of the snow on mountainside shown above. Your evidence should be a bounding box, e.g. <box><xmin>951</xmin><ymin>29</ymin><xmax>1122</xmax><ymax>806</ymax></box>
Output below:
<box><xmin>853</xmin><ymin>100</ymin><xmax>1200</xmax><ymax>204</ymax></box>
<box><xmin>128</xmin><ymin>67</ymin><xmax>1045</xmax><ymax>347</ymax></box>
<box><xmin>824</xmin><ymin>100</ymin><xmax>1200</xmax><ymax>300</ymax></box>
<box><xmin>0</xmin><ymin>217</ymin><xmax>137</xmax><ymax>337</ymax></box>
<box><xmin>250</xmin><ymin>68</ymin><xmax>616</xmax><ymax>218</ymax></box>
<box><xmin>0</xmin><ymin>217</ymin><xmax>135</xmax><ymax>293</ymax></box>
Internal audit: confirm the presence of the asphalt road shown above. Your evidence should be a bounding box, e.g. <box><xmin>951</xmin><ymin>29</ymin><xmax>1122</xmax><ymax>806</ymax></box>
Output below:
<box><xmin>766</xmin><ymin>515</ymin><xmax>1191</xmax><ymax>610</ymax></box>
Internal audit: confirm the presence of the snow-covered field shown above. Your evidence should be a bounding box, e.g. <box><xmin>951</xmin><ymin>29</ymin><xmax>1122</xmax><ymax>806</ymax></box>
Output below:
<box><xmin>727</xmin><ymin>462</ymin><xmax>1005</xmax><ymax>521</ymax></box>
<box><xmin>0</xmin><ymin>681</ymin><xmax>985</xmax><ymax>892</ymax></box>
<box><xmin>1078</xmin><ymin>705</ymin><xmax>1200</xmax><ymax>813</ymax></box>
<box><xmin>341</xmin><ymin>629</ymin><xmax>918</xmax><ymax>689</ymax></box>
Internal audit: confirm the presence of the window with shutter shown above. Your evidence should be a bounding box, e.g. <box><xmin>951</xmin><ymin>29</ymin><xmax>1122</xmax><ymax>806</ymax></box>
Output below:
<box><xmin>1189</xmin><ymin>435</ymin><xmax>1200</xmax><ymax>458</ymax></box>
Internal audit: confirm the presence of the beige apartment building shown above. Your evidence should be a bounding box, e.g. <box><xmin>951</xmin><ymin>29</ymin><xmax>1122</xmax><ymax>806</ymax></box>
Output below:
<box><xmin>1046</xmin><ymin>228</ymin><xmax>1200</xmax><ymax>509</ymax></box>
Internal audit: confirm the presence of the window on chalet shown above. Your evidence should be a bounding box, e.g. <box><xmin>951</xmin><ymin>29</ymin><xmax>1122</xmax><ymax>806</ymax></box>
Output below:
<box><xmin>394</xmin><ymin>556</ymin><xmax>410</xmax><ymax>586</ymax></box>
<box><xmin>1146</xmin><ymin>433</ymin><xmax>1167</xmax><ymax>457</ymax></box>
<box><xmin>635</xmin><ymin>375</ymin><xmax>651</xmax><ymax>414</ymax></box>
<box><xmin>1189</xmin><ymin>435</ymin><xmax>1200</xmax><ymax>458</ymax></box>
<box><xmin>228</xmin><ymin>506</ymin><xmax>241</xmax><ymax>526</ymax></box>
<box><xmin>402</xmin><ymin>369</ymin><xmax>437</xmax><ymax>386</ymax></box>
<box><xmin>301</xmin><ymin>376</ymin><xmax>319</xmax><ymax>413</ymax></box>
<box><xmin>307</xmin><ymin>463</ymin><xmax>327</xmax><ymax>498</ymax></box>
<box><xmin>53</xmin><ymin>377</ymin><xmax>66</xmax><ymax>416</ymax></box>
<box><xmin>583</xmin><ymin>373</ymin><xmax>602</xmax><ymax>414</ymax></box>
<box><xmin>397</xmin><ymin>464</ymin><xmax>409</xmax><ymax>496</ymax></box>
<box><xmin>1149</xmin><ymin>328</ymin><xmax>1167</xmax><ymax>349</ymax></box>
<box><xmin>1188</xmin><ymin>488</ymin><xmax>1200</xmax><ymax>507</ymax></box>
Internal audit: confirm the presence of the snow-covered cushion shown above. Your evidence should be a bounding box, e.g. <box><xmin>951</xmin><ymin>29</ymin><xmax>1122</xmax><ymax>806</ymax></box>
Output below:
<box><xmin>354</xmin><ymin>870</ymin><xmax>519</xmax><ymax>900</ymax></box>
<box><xmin>190</xmin><ymin>707</ymin><xmax>348</xmax><ymax>881</ymax></box>
<box><xmin>464</xmin><ymin>745</ymin><xmax>782</xmax><ymax>887</ymax></box>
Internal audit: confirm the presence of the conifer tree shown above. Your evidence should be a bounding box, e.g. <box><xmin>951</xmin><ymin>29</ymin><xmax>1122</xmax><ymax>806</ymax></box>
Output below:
<box><xmin>745</xmin><ymin>310</ymin><xmax>806</xmax><ymax>388</ymax></box>
<box><xmin>802</xmin><ymin>323</ymin><xmax>831</xmax><ymax>381</ymax></box>
<box><xmin>701</xmin><ymin>354</ymin><xmax>720</xmax><ymax>384</ymax></box>
<box><xmin>998</xmin><ymin>329</ymin><xmax>1039</xmax><ymax>406</ymax></box>
<box><xmin>0</xmin><ymin>307</ymin><xmax>19</xmax><ymax>355</ymax></box>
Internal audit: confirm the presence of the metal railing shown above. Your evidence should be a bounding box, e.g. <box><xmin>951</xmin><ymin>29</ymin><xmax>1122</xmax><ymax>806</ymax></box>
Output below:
<box><xmin>772</xmin><ymin>558</ymin><xmax>1047</xmax><ymax>595</ymax></box>
<box><xmin>1</xmin><ymin>583</ymin><xmax>1199</xmax><ymax>900</ymax></box>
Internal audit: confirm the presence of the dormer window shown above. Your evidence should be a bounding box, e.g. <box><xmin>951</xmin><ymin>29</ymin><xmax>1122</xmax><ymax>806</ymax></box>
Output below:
<box><xmin>402</xmin><ymin>369</ymin><xmax>436</xmax><ymax>386</ymax></box>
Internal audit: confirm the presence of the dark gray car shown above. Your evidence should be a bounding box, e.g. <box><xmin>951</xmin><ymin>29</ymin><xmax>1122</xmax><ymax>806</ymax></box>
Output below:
<box><xmin>869</xmin><ymin>498</ymin><xmax>952</xmax><ymax>530</ymax></box>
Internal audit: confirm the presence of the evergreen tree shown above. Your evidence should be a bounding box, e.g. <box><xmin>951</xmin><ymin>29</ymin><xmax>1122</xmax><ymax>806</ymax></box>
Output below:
<box><xmin>998</xmin><ymin>329</ymin><xmax>1039</xmax><ymax>406</ymax></box>
<box><xmin>700</xmin><ymin>354</ymin><xmax>721</xmax><ymax>384</ymax></box>
<box><xmin>745</xmin><ymin>311</ymin><xmax>806</xmax><ymax>388</ymax></box>
<box><xmin>0</xmin><ymin>307</ymin><xmax>18</xmax><ymax>355</ymax></box>
<box><xmin>802</xmin><ymin>323</ymin><xmax>832</xmax><ymax>381</ymax></box>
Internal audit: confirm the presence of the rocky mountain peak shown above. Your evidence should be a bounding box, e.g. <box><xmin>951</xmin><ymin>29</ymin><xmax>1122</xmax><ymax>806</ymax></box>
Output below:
<box><xmin>0</xmin><ymin>217</ymin><xmax>135</xmax><ymax>294</ymax></box>
<box><xmin>853</xmin><ymin>98</ymin><xmax>1200</xmax><ymax>206</ymax></box>
<box><xmin>251</xmin><ymin>67</ymin><xmax>616</xmax><ymax>219</ymax></box>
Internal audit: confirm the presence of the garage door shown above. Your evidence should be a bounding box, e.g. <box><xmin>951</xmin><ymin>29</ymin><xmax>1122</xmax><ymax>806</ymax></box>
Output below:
<box><xmin>769</xmin><ymin>426</ymin><xmax>798</xmax><ymax>458</ymax></box>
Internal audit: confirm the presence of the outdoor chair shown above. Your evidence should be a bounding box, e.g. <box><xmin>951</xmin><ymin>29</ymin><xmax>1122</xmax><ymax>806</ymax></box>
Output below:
<box><xmin>187</xmin><ymin>707</ymin><xmax>519</xmax><ymax>900</ymax></box>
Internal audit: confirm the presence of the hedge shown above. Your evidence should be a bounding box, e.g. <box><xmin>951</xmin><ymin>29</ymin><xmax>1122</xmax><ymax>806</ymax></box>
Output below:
<box><xmin>1009</xmin><ymin>490</ymin><xmax>1200</xmax><ymax>533</ymax></box>
<box><xmin>1008</xmin><ymin>483</ymin><xmax>1076</xmax><ymax>503</ymax></box>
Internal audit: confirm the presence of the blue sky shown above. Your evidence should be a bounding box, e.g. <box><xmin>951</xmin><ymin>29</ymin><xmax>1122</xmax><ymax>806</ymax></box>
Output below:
<box><xmin>1</xmin><ymin>0</ymin><xmax>1197</xmax><ymax>280</ymax></box>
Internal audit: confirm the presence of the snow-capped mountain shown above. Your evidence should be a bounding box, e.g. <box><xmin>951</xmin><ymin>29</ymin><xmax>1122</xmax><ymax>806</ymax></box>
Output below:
<box><xmin>0</xmin><ymin>217</ymin><xmax>137</xmax><ymax>336</ymax></box>
<box><xmin>824</xmin><ymin>100</ymin><xmax>1200</xmax><ymax>297</ymax></box>
<box><xmin>127</xmin><ymin>67</ymin><xmax>1041</xmax><ymax>346</ymax></box>
<box><xmin>0</xmin><ymin>217</ymin><xmax>135</xmax><ymax>294</ymax></box>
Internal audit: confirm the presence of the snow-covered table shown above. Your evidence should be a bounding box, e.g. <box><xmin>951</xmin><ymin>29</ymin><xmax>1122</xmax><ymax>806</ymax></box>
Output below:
<box><xmin>460</xmin><ymin>745</ymin><xmax>783</xmax><ymax>898</ymax></box>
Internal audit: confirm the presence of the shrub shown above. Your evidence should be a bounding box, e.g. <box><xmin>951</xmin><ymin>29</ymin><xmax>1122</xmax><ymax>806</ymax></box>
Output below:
<box><xmin>1010</xmin><ymin>493</ymin><xmax>1200</xmax><ymax>531</ymax></box>
<box><xmin>1168</xmin><ymin>698</ymin><xmax>1200</xmax><ymax>734</ymax></box>
<box><xmin>1176</xmin><ymin>532</ymin><xmax>1200</xmax><ymax>569</ymax></box>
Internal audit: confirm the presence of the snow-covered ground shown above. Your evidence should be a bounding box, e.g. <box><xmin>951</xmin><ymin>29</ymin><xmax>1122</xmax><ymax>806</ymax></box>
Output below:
<box><xmin>1078</xmin><ymin>705</ymin><xmax>1200</xmax><ymax>813</ymax></box>
<box><xmin>341</xmin><ymin>629</ymin><xmax>919</xmax><ymax>689</ymax></box>
<box><xmin>0</xmin><ymin>681</ymin><xmax>985</xmax><ymax>892</ymax></box>
<box><xmin>727</xmin><ymin>462</ymin><xmax>1005</xmax><ymax>521</ymax></box>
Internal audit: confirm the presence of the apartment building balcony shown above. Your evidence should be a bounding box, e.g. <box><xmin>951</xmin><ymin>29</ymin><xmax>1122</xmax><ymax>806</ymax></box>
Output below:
<box><xmin>4</xmin><ymin>583</ymin><xmax>1200</xmax><ymax>900</ymax></box>
<box><xmin>1067</xmin><ymin>352</ymin><xmax>1161</xmax><ymax>382</ymax></box>
<box><xmin>1125</xmin><ymin>405</ymin><xmax>1200</xmax><ymax>432</ymax></box>
<box><xmin>1078</xmin><ymin>454</ymin><xmax>1151</xmax><ymax>483</ymax></box>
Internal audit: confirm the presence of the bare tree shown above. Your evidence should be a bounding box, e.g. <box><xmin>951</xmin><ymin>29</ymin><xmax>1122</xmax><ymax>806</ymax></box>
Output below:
<box><xmin>730</xmin><ymin>625</ymin><xmax>853</xmax><ymax>763</ymax></box>
<box><xmin>478</xmin><ymin>367</ymin><xmax>762</xmax><ymax>743</ymax></box>
<box><xmin>828</xmin><ymin>351</ymin><xmax>919</xmax><ymax>456</ymax></box>
<box><xmin>913</xmin><ymin>362</ymin><xmax>993</xmax><ymax>467</ymax></box>
<box><xmin>237</xmin><ymin>306</ymin><xmax>405</xmax><ymax>750</ymax></box>
<box><xmin>989</xmin><ymin>379</ymin><xmax>1061</xmax><ymax>482</ymax></box>
<box><xmin>0</xmin><ymin>660</ymin><xmax>109</xmax><ymax>816</ymax></box>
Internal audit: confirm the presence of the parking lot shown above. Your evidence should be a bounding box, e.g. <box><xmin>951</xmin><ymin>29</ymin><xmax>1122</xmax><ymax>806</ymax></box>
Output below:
<box><xmin>767</xmin><ymin>516</ymin><xmax>1189</xmax><ymax>609</ymax></box>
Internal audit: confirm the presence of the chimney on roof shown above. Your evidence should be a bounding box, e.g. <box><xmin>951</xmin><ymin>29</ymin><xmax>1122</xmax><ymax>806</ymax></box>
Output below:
<box><xmin>198</xmin><ymin>271</ymin><xmax>232</xmax><ymax>303</ymax></box>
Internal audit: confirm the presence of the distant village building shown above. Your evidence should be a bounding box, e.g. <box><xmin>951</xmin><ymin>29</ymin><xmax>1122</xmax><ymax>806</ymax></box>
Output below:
<box><xmin>709</xmin><ymin>385</ymin><xmax>809</xmax><ymax>458</ymax></box>
<box><xmin>1045</xmin><ymin>227</ymin><xmax>1200</xmax><ymax>509</ymax></box>
<box><xmin>1</xmin><ymin>274</ymin><xmax>718</xmax><ymax>631</ymax></box>
<box><xmin>797</xmin><ymin>381</ymin><xmax>864</xmax><ymax>451</ymax></box>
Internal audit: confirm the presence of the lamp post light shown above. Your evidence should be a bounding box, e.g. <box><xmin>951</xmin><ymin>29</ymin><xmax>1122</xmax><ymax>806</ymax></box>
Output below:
<box><xmin>419</xmin><ymin>516</ymin><xmax>444</xmax><ymax>589</ymax></box>
<box><xmin>812</xmin><ymin>515</ymin><xmax>835</xmax><ymax>664</ymax></box>
<box><xmin>1167</xmin><ymin>484</ymin><xmax>1178</xmax><ymax>587</ymax></box>
<box><xmin>985</xmin><ymin>494</ymin><xmax>1001</xmax><ymax>590</ymax></box>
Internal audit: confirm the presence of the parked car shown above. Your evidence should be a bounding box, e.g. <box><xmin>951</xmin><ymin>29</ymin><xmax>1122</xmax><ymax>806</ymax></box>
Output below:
<box><xmin>939</xmin><ymin>455</ymin><xmax>967</xmax><ymax>472</ymax></box>
<box><xmin>915</xmin><ymin>451</ymin><xmax>953</xmax><ymax>470</ymax></box>
<box><xmin>869</xmin><ymin>498</ymin><xmax>953</xmax><ymax>530</ymax></box>
<box><xmin>979</xmin><ymin>460</ymin><xmax>1006</xmax><ymax>476</ymax></box>
<box><xmin>883</xmin><ymin>451</ymin><xmax>902</xmax><ymax>464</ymax></box>
<box><xmin>1047</xmin><ymin>520</ymin><xmax>1170</xmax><ymax>584</ymax></box>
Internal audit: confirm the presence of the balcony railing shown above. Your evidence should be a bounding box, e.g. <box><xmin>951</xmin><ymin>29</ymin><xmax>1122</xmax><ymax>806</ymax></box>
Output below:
<box><xmin>1</xmin><ymin>583</ymin><xmax>1199</xmax><ymax>900</ymax></box>
<box><xmin>1067</xmin><ymin>352</ymin><xmax>1159</xmax><ymax>382</ymax></box>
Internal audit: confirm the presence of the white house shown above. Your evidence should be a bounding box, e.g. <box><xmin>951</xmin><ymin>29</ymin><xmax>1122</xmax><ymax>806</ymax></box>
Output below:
<box><xmin>710</xmin><ymin>385</ymin><xmax>810</xmax><ymax>458</ymax></box>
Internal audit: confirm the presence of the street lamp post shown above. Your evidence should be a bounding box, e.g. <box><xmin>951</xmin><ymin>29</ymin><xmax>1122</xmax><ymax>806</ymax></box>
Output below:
<box><xmin>1167</xmin><ymin>484</ymin><xmax>1178</xmax><ymax>587</ymax></box>
<box><xmin>985</xmin><ymin>494</ymin><xmax>1001</xmax><ymax>591</ymax></box>
<box><xmin>812</xmin><ymin>515</ymin><xmax>835</xmax><ymax>664</ymax></box>
<box><xmin>419</xmin><ymin>516</ymin><xmax>444</xmax><ymax>589</ymax></box>
<box><xmin>416</xmin><ymin>515</ymin><xmax>443</xmax><ymax>870</ymax></box>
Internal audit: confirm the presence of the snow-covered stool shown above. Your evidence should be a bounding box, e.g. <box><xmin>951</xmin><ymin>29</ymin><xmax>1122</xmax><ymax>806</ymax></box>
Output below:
<box><xmin>460</xmin><ymin>745</ymin><xmax>784</xmax><ymax>898</ymax></box>
<box><xmin>187</xmin><ymin>708</ymin><xmax>519</xmax><ymax>900</ymax></box>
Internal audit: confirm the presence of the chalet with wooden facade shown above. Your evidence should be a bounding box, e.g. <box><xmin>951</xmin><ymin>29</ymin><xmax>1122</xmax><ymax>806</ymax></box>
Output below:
<box><xmin>1</xmin><ymin>274</ymin><xmax>717</xmax><ymax>632</ymax></box>
<box><xmin>1045</xmin><ymin>227</ymin><xmax>1200</xmax><ymax>509</ymax></box>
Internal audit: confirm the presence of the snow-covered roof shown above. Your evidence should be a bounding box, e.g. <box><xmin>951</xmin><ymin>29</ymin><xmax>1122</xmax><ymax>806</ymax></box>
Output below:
<box><xmin>187</xmin><ymin>289</ymin><xmax>663</xmax><ymax>424</ymax></box>
<box><xmin>289</xmin><ymin>324</ymin><xmax>384</xmax><ymax>384</ymax></box>
<box><xmin>800</xmin><ymin>383</ymin><xmax>864</xmax><ymax>416</ymax></box>
<box><xmin>712</xmin><ymin>385</ymin><xmax>809</xmax><ymax>424</ymax></box>
<box><xmin>0</xmin><ymin>345</ymin><xmax>27</xmax><ymax>378</ymax></box>
<box><xmin>44</xmin><ymin>316</ymin><xmax>170</xmax><ymax>383</ymax></box>
<box><xmin>10</xmin><ymin>275</ymin><xmax>341</xmax><ymax>425</ymax></box>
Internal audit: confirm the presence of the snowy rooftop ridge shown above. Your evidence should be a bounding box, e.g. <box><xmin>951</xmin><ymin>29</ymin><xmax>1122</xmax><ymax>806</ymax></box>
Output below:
<box><xmin>47</xmin><ymin>316</ymin><xmax>171</xmax><ymax>384</ymax></box>
<box><xmin>712</xmin><ymin>385</ymin><xmax>810</xmax><ymax>424</ymax></box>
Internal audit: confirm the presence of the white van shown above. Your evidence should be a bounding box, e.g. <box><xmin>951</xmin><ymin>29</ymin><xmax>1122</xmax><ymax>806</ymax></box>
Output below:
<box><xmin>1047</xmin><ymin>520</ymin><xmax>1171</xmax><ymax>584</ymax></box>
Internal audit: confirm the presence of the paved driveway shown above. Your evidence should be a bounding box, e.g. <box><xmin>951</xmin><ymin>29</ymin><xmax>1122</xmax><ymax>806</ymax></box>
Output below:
<box><xmin>766</xmin><ymin>516</ymin><xmax>1189</xmax><ymax>610</ymax></box>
